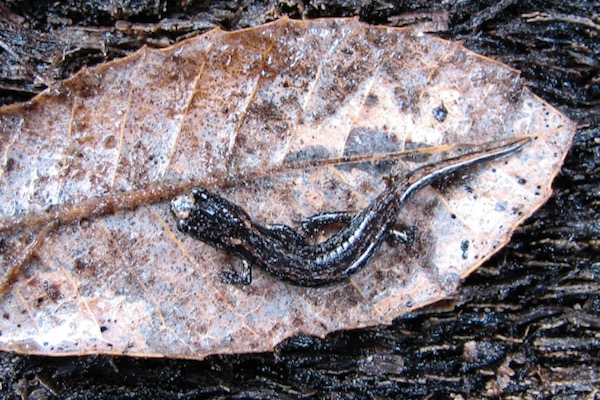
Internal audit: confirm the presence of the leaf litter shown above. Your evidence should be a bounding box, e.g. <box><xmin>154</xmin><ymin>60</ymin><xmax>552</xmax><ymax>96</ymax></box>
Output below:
<box><xmin>0</xmin><ymin>17</ymin><xmax>575</xmax><ymax>359</ymax></box>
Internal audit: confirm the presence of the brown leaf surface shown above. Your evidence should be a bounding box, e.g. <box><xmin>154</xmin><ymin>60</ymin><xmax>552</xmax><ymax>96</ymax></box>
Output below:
<box><xmin>0</xmin><ymin>17</ymin><xmax>575</xmax><ymax>359</ymax></box>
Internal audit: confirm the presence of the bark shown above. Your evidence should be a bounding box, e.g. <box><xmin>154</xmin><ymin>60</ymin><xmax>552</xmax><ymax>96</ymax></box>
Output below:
<box><xmin>0</xmin><ymin>0</ymin><xmax>598</xmax><ymax>398</ymax></box>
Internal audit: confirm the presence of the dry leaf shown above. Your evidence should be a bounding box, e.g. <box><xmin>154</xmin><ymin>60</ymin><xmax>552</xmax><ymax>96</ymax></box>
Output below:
<box><xmin>0</xmin><ymin>17</ymin><xmax>575</xmax><ymax>359</ymax></box>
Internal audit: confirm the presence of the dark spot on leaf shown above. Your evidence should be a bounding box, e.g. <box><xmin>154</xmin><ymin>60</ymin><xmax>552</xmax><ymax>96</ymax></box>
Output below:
<box><xmin>247</xmin><ymin>99</ymin><xmax>283</xmax><ymax>126</ymax></box>
<box><xmin>43</xmin><ymin>280</ymin><xmax>62</xmax><ymax>301</ymax></box>
<box><xmin>100</xmin><ymin>326</ymin><xmax>108</xmax><ymax>332</ymax></box>
<box><xmin>344</xmin><ymin>127</ymin><xmax>402</xmax><ymax>156</ymax></box>
<box><xmin>432</xmin><ymin>104</ymin><xmax>448</xmax><ymax>122</ymax></box>
<box><xmin>461</xmin><ymin>240</ymin><xmax>469</xmax><ymax>259</ymax></box>
<box><xmin>366</xmin><ymin>93</ymin><xmax>379</xmax><ymax>106</ymax></box>
<box><xmin>74</xmin><ymin>258</ymin><xmax>88</xmax><ymax>271</ymax></box>
<box><xmin>400</xmin><ymin>148</ymin><xmax>433</xmax><ymax>164</ymax></box>
<box><xmin>393</xmin><ymin>86</ymin><xmax>419</xmax><ymax>113</ymax></box>
<box><xmin>336</xmin><ymin>159</ymin><xmax>395</xmax><ymax>176</ymax></box>
<box><xmin>103</xmin><ymin>135</ymin><xmax>117</xmax><ymax>149</ymax></box>
<box><xmin>517</xmin><ymin>178</ymin><xmax>527</xmax><ymax>185</ymax></box>
<box><xmin>284</xmin><ymin>145</ymin><xmax>330</xmax><ymax>164</ymax></box>
<box><xmin>4</xmin><ymin>158</ymin><xmax>15</xmax><ymax>172</ymax></box>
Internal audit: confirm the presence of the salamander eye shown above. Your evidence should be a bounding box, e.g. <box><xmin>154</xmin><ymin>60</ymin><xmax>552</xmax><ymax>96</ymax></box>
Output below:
<box><xmin>191</xmin><ymin>188</ymin><xmax>210</xmax><ymax>201</ymax></box>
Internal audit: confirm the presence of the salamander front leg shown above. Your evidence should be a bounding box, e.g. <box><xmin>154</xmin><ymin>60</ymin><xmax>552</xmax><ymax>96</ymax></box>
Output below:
<box><xmin>264</xmin><ymin>224</ymin><xmax>306</xmax><ymax>246</ymax></box>
<box><xmin>220</xmin><ymin>260</ymin><xmax>252</xmax><ymax>285</ymax></box>
<box><xmin>295</xmin><ymin>211</ymin><xmax>355</xmax><ymax>237</ymax></box>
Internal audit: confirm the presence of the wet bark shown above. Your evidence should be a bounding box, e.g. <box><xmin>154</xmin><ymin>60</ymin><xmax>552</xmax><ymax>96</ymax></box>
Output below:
<box><xmin>1</xmin><ymin>0</ymin><xmax>598</xmax><ymax>398</ymax></box>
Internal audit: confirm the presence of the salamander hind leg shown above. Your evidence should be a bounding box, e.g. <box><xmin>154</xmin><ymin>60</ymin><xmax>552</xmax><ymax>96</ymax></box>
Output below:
<box><xmin>387</xmin><ymin>225</ymin><xmax>418</xmax><ymax>247</ymax></box>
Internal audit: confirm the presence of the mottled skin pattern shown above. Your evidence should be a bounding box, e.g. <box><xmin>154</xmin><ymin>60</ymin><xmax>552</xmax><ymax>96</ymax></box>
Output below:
<box><xmin>172</xmin><ymin>137</ymin><xmax>530</xmax><ymax>287</ymax></box>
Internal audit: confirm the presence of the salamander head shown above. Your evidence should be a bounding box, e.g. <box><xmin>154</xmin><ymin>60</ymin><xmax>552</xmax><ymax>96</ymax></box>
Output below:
<box><xmin>171</xmin><ymin>188</ymin><xmax>252</xmax><ymax>249</ymax></box>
